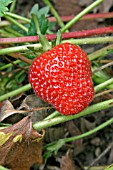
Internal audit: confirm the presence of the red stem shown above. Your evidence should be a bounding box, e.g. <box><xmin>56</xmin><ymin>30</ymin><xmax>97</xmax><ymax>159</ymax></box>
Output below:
<box><xmin>48</xmin><ymin>12</ymin><xmax>113</xmax><ymax>22</ymax></box>
<box><xmin>0</xmin><ymin>26</ymin><xmax>113</xmax><ymax>44</ymax></box>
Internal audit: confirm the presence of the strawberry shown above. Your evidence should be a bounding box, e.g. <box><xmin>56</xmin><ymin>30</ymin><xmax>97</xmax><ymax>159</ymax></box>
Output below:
<box><xmin>29</xmin><ymin>43</ymin><xmax>94</xmax><ymax>115</ymax></box>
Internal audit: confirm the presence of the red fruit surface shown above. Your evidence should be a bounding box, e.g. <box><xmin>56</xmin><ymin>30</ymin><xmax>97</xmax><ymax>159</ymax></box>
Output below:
<box><xmin>29</xmin><ymin>43</ymin><xmax>94</xmax><ymax>115</ymax></box>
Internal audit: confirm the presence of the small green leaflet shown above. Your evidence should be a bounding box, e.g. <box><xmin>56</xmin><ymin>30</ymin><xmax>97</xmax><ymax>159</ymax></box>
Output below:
<box><xmin>28</xmin><ymin>3</ymin><xmax>49</xmax><ymax>35</ymax></box>
<box><xmin>0</xmin><ymin>0</ymin><xmax>13</xmax><ymax>17</ymax></box>
<box><xmin>30</xmin><ymin>4</ymin><xmax>49</xmax><ymax>17</ymax></box>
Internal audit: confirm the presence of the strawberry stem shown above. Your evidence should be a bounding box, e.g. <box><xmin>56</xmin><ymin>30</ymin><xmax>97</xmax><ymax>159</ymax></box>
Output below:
<box><xmin>0</xmin><ymin>29</ymin><xmax>15</xmax><ymax>38</ymax></box>
<box><xmin>5</xmin><ymin>12</ymin><xmax>30</xmax><ymax>23</ymax></box>
<box><xmin>4</xmin><ymin>15</ymin><xmax>28</xmax><ymax>33</ymax></box>
<box><xmin>32</xmin><ymin>13</ymin><xmax>51</xmax><ymax>51</ymax></box>
<box><xmin>45</xmin><ymin>116</ymin><xmax>113</xmax><ymax>148</ymax></box>
<box><xmin>0</xmin><ymin>36</ymin><xmax>113</xmax><ymax>55</ymax></box>
<box><xmin>55</xmin><ymin>30</ymin><xmax>62</xmax><ymax>46</ymax></box>
<box><xmin>39</xmin><ymin>34</ymin><xmax>52</xmax><ymax>51</ymax></box>
<box><xmin>88</xmin><ymin>44</ymin><xmax>113</xmax><ymax>61</ymax></box>
<box><xmin>64</xmin><ymin>36</ymin><xmax>113</xmax><ymax>45</ymax></box>
<box><xmin>48</xmin><ymin>12</ymin><xmax>113</xmax><ymax>22</ymax></box>
<box><xmin>60</xmin><ymin>0</ymin><xmax>104</xmax><ymax>32</ymax></box>
<box><xmin>1</xmin><ymin>26</ymin><xmax>113</xmax><ymax>44</ymax></box>
<box><xmin>31</xmin><ymin>13</ymin><xmax>41</xmax><ymax>34</ymax></box>
<box><xmin>33</xmin><ymin>98</ymin><xmax>113</xmax><ymax>130</ymax></box>
<box><xmin>4</xmin><ymin>27</ymin><xmax>23</xmax><ymax>37</ymax></box>
<box><xmin>94</xmin><ymin>78</ymin><xmax>113</xmax><ymax>93</ymax></box>
<box><xmin>42</xmin><ymin>0</ymin><xmax>65</xmax><ymax>28</ymax></box>
<box><xmin>0</xmin><ymin>84</ymin><xmax>31</xmax><ymax>102</ymax></box>
<box><xmin>63</xmin><ymin>117</ymin><xmax>113</xmax><ymax>142</ymax></box>
<box><xmin>44</xmin><ymin>111</ymin><xmax>61</xmax><ymax>120</ymax></box>
<box><xmin>0</xmin><ymin>60</ymin><xmax>21</xmax><ymax>70</ymax></box>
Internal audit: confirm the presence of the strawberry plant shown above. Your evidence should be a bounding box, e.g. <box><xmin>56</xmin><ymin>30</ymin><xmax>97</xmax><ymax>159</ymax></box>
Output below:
<box><xmin>1</xmin><ymin>0</ymin><xmax>113</xmax><ymax>169</ymax></box>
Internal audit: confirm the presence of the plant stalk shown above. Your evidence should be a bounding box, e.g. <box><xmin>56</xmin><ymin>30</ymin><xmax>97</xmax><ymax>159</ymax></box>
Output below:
<box><xmin>61</xmin><ymin>0</ymin><xmax>104</xmax><ymax>32</ymax></box>
<box><xmin>1</xmin><ymin>26</ymin><xmax>113</xmax><ymax>44</ymax></box>
<box><xmin>0</xmin><ymin>84</ymin><xmax>31</xmax><ymax>102</ymax></box>
<box><xmin>4</xmin><ymin>15</ymin><xmax>28</xmax><ymax>33</ymax></box>
<box><xmin>33</xmin><ymin>98</ymin><xmax>113</xmax><ymax>130</ymax></box>
<box><xmin>94</xmin><ymin>78</ymin><xmax>113</xmax><ymax>93</ymax></box>
<box><xmin>42</xmin><ymin>0</ymin><xmax>65</xmax><ymax>28</ymax></box>
<box><xmin>0</xmin><ymin>36</ymin><xmax>113</xmax><ymax>55</ymax></box>
<box><xmin>64</xmin><ymin>116</ymin><xmax>113</xmax><ymax>142</ymax></box>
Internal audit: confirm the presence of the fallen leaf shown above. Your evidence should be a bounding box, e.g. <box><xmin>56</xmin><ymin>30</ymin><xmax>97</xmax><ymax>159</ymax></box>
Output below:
<box><xmin>19</xmin><ymin>94</ymin><xmax>54</xmax><ymax>122</ymax></box>
<box><xmin>65</xmin><ymin>121</ymin><xmax>84</xmax><ymax>155</ymax></box>
<box><xmin>108</xmin><ymin>148</ymin><xmax>113</xmax><ymax>164</ymax></box>
<box><xmin>0</xmin><ymin>100</ymin><xmax>25</xmax><ymax>123</ymax></box>
<box><xmin>80</xmin><ymin>116</ymin><xmax>96</xmax><ymax>133</ymax></box>
<box><xmin>93</xmin><ymin>0</ymin><xmax>113</xmax><ymax>13</ymax></box>
<box><xmin>78</xmin><ymin>0</ymin><xmax>113</xmax><ymax>14</ymax></box>
<box><xmin>65</xmin><ymin>121</ymin><xmax>83</xmax><ymax>146</ymax></box>
<box><xmin>0</xmin><ymin>116</ymin><xmax>43</xmax><ymax>170</ymax></box>
<box><xmin>78</xmin><ymin>0</ymin><xmax>93</xmax><ymax>7</ymax></box>
<box><xmin>60</xmin><ymin>149</ymin><xmax>80</xmax><ymax>170</ymax></box>
<box><xmin>0</xmin><ymin>100</ymin><xmax>14</xmax><ymax>122</ymax></box>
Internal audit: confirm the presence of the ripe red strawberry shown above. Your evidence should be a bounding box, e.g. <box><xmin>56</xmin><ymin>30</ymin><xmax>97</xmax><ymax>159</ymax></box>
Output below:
<box><xmin>29</xmin><ymin>43</ymin><xmax>94</xmax><ymax>115</ymax></box>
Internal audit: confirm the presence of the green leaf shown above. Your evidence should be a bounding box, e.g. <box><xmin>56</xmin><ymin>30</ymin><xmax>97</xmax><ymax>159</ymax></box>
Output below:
<box><xmin>30</xmin><ymin>3</ymin><xmax>49</xmax><ymax>17</ymax></box>
<box><xmin>28</xmin><ymin>3</ymin><xmax>49</xmax><ymax>35</ymax></box>
<box><xmin>44</xmin><ymin>139</ymin><xmax>65</xmax><ymax>155</ymax></box>
<box><xmin>38</xmin><ymin>14</ymin><xmax>49</xmax><ymax>34</ymax></box>
<box><xmin>38</xmin><ymin>6</ymin><xmax>49</xmax><ymax>18</ymax></box>
<box><xmin>30</xmin><ymin>3</ymin><xmax>39</xmax><ymax>16</ymax></box>
<box><xmin>0</xmin><ymin>0</ymin><xmax>13</xmax><ymax>17</ymax></box>
<box><xmin>27</xmin><ymin>18</ymin><xmax>37</xmax><ymax>36</ymax></box>
<box><xmin>28</xmin><ymin>15</ymin><xmax>48</xmax><ymax>35</ymax></box>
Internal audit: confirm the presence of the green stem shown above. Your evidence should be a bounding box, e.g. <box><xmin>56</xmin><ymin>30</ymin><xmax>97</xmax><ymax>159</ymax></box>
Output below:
<box><xmin>32</xmin><ymin>13</ymin><xmax>41</xmax><ymax>34</ymax></box>
<box><xmin>0</xmin><ymin>29</ymin><xmax>15</xmax><ymax>37</ymax></box>
<box><xmin>0</xmin><ymin>84</ymin><xmax>31</xmax><ymax>101</ymax></box>
<box><xmin>0</xmin><ymin>60</ymin><xmax>21</xmax><ymax>70</ymax></box>
<box><xmin>44</xmin><ymin>111</ymin><xmax>61</xmax><ymax>120</ymax></box>
<box><xmin>4</xmin><ymin>27</ymin><xmax>23</xmax><ymax>37</ymax></box>
<box><xmin>61</xmin><ymin>0</ymin><xmax>104</xmax><ymax>32</ymax></box>
<box><xmin>42</xmin><ymin>0</ymin><xmax>65</xmax><ymax>28</ymax></box>
<box><xmin>88</xmin><ymin>44</ymin><xmax>113</xmax><ymax>61</ymax></box>
<box><xmin>0</xmin><ymin>36</ymin><xmax>113</xmax><ymax>55</ymax></box>
<box><xmin>4</xmin><ymin>15</ymin><xmax>28</xmax><ymax>33</ymax></box>
<box><xmin>31</xmin><ymin>14</ymin><xmax>51</xmax><ymax>51</ymax></box>
<box><xmin>0</xmin><ymin>43</ymin><xmax>42</xmax><ymax>55</ymax></box>
<box><xmin>62</xmin><ymin>36</ymin><xmax>113</xmax><ymax>45</ymax></box>
<box><xmin>64</xmin><ymin>116</ymin><xmax>113</xmax><ymax>143</ymax></box>
<box><xmin>5</xmin><ymin>12</ymin><xmax>30</xmax><ymax>23</ymax></box>
<box><xmin>94</xmin><ymin>78</ymin><xmax>113</xmax><ymax>93</ymax></box>
<box><xmin>33</xmin><ymin>98</ymin><xmax>113</xmax><ymax>130</ymax></box>
<box><xmin>9</xmin><ymin>0</ymin><xmax>16</xmax><ymax>13</ymax></box>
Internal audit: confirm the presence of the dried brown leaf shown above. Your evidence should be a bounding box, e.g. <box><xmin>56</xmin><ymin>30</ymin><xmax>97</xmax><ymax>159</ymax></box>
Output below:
<box><xmin>19</xmin><ymin>95</ymin><xmax>54</xmax><ymax>122</ymax></box>
<box><xmin>60</xmin><ymin>150</ymin><xmax>80</xmax><ymax>170</ymax></box>
<box><xmin>78</xmin><ymin>0</ymin><xmax>93</xmax><ymax>7</ymax></box>
<box><xmin>65</xmin><ymin>121</ymin><xmax>83</xmax><ymax>154</ymax></box>
<box><xmin>93</xmin><ymin>0</ymin><xmax>113</xmax><ymax>13</ymax></box>
<box><xmin>0</xmin><ymin>100</ymin><xmax>15</xmax><ymax>122</ymax></box>
<box><xmin>0</xmin><ymin>116</ymin><xmax>43</xmax><ymax>170</ymax></box>
<box><xmin>80</xmin><ymin>116</ymin><xmax>96</xmax><ymax>133</ymax></box>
